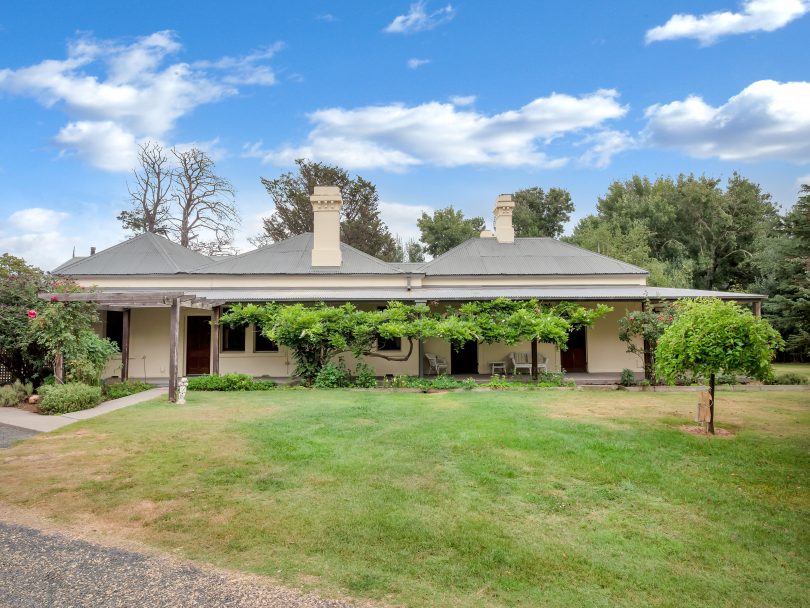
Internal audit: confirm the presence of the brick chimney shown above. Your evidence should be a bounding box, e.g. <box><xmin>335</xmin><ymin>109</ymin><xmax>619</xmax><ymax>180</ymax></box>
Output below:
<box><xmin>494</xmin><ymin>194</ymin><xmax>515</xmax><ymax>244</ymax></box>
<box><xmin>310</xmin><ymin>186</ymin><xmax>342</xmax><ymax>266</ymax></box>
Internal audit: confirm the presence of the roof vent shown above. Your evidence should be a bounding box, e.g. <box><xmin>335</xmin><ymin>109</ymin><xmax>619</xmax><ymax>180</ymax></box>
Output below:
<box><xmin>90</xmin><ymin>246</ymin><xmax>96</xmax><ymax>255</ymax></box>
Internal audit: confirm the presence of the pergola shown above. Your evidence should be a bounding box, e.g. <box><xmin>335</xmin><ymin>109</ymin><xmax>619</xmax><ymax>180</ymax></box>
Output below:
<box><xmin>38</xmin><ymin>291</ymin><xmax>223</xmax><ymax>402</ymax></box>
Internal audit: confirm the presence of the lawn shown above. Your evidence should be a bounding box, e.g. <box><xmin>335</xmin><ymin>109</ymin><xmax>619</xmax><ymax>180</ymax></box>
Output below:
<box><xmin>1</xmin><ymin>389</ymin><xmax>808</xmax><ymax>607</ymax></box>
<box><xmin>773</xmin><ymin>362</ymin><xmax>810</xmax><ymax>381</ymax></box>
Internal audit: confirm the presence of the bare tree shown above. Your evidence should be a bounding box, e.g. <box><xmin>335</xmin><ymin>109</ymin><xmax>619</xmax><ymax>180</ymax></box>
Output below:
<box><xmin>117</xmin><ymin>141</ymin><xmax>174</xmax><ymax>236</ymax></box>
<box><xmin>169</xmin><ymin>147</ymin><xmax>239</xmax><ymax>255</ymax></box>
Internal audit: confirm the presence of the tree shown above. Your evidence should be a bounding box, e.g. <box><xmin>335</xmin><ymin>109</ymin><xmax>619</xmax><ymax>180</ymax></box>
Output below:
<box><xmin>617</xmin><ymin>301</ymin><xmax>676</xmax><ymax>382</ymax></box>
<box><xmin>656</xmin><ymin>298</ymin><xmax>783</xmax><ymax>433</ymax></box>
<box><xmin>417</xmin><ymin>206</ymin><xmax>485</xmax><ymax>257</ymax></box>
<box><xmin>392</xmin><ymin>236</ymin><xmax>426</xmax><ymax>263</ymax></box>
<box><xmin>252</xmin><ymin>159</ymin><xmax>398</xmax><ymax>260</ymax></box>
<box><xmin>170</xmin><ymin>147</ymin><xmax>239</xmax><ymax>255</ymax></box>
<box><xmin>0</xmin><ymin>255</ymin><xmax>51</xmax><ymax>383</ymax></box>
<box><xmin>117</xmin><ymin>141</ymin><xmax>173</xmax><ymax>236</ymax></box>
<box><xmin>221</xmin><ymin>298</ymin><xmax>609</xmax><ymax>384</ymax></box>
<box><xmin>512</xmin><ymin>187</ymin><xmax>574</xmax><ymax>238</ymax></box>
<box><xmin>752</xmin><ymin>184</ymin><xmax>810</xmax><ymax>359</ymax></box>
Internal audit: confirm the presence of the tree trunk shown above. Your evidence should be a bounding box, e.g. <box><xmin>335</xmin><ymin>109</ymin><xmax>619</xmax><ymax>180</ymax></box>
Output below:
<box><xmin>708</xmin><ymin>372</ymin><xmax>716</xmax><ymax>435</ymax></box>
<box><xmin>54</xmin><ymin>352</ymin><xmax>64</xmax><ymax>384</ymax></box>
<box><xmin>531</xmin><ymin>339</ymin><xmax>538</xmax><ymax>381</ymax></box>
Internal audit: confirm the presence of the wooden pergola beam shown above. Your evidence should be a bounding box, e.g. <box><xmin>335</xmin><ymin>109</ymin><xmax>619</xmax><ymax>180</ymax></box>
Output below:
<box><xmin>40</xmin><ymin>292</ymin><xmax>194</xmax><ymax>304</ymax></box>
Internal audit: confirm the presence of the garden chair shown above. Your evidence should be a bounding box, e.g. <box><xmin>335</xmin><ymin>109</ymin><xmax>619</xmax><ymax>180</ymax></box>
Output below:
<box><xmin>509</xmin><ymin>352</ymin><xmax>546</xmax><ymax>375</ymax></box>
<box><xmin>424</xmin><ymin>353</ymin><xmax>448</xmax><ymax>375</ymax></box>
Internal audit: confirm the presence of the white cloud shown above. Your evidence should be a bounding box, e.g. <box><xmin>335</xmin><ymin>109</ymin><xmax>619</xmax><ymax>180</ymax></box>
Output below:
<box><xmin>644</xmin><ymin>79</ymin><xmax>810</xmax><ymax>162</ymax></box>
<box><xmin>645</xmin><ymin>0</ymin><xmax>809</xmax><ymax>45</ymax></box>
<box><xmin>450</xmin><ymin>95</ymin><xmax>476</xmax><ymax>106</ymax></box>
<box><xmin>797</xmin><ymin>174</ymin><xmax>810</xmax><ymax>186</ymax></box>
<box><xmin>0</xmin><ymin>31</ymin><xmax>282</xmax><ymax>171</ymax></box>
<box><xmin>579</xmin><ymin>130</ymin><xmax>635</xmax><ymax>168</ymax></box>
<box><xmin>406</xmin><ymin>58</ymin><xmax>431</xmax><ymax>69</ymax></box>
<box><xmin>0</xmin><ymin>206</ymin><xmax>124</xmax><ymax>270</ymax></box>
<box><xmin>384</xmin><ymin>2</ymin><xmax>455</xmax><ymax>34</ymax></box>
<box><xmin>247</xmin><ymin>89</ymin><xmax>628</xmax><ymax>171</ymax></box>
<box><xmin>380</xmin><ymin>201</ymin><xmax>434</xmax><ymax>241</ymax></box>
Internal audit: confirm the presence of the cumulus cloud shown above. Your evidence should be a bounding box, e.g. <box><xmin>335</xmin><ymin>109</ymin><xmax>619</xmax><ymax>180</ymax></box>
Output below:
<box><xmin>646</xmin><ymin>0</ymin><xmax>809</xmax><ymax>45</ymax></box>
<box><xmin>384</xmin><ymin>2</ymin><xmax>455</xmax><ymax>34</ymax></box>
<box><xmin>449</xmin><ymin>95</ymin><xmax>475</xmax><ymax>106</ymax></box>
<box><xmin>0</xmin><ymin>31</ymin><xmax>282</xmax><ymax>171</ymax></box>
<box><xmin>246</xmin><ymin>89</ymin><xmax>628</xmax><ymax>171</ymax></box>
<box><xmin>8</xmin><ymin>208</ymin><xmax>69</xmax><ymax>233</ymax></box>
<box><xmin>379</xmin><ymin>201</ymin><xmax>434</xmax><ymax>241</ymax></box>
<box><xmin>644</xmin><ymin>79</ymin><xmax>810</xmax><ymax>162</ymax></box>
<box><xmin>578</xmin><ymin>130</ymin><xmax>636</xmax><ymax>169</ymax></box>
<box><xmin>406</xmin><ymin>58</ymin><xmax>431</xmax><ymax>69</ymax></box>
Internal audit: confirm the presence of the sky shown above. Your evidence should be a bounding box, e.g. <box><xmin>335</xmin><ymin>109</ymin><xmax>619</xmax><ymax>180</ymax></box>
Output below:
<box><xmin>1</xmin><ymin>0</ymin><xmax>809</xmax><ymax>269</ymax></box>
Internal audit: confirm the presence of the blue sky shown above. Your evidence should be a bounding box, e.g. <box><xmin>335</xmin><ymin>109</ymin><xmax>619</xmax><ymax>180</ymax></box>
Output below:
<box><xmin>1</xmin><ymin>0</ymin><xmax>809</xmax><ymax>268</ymax></box>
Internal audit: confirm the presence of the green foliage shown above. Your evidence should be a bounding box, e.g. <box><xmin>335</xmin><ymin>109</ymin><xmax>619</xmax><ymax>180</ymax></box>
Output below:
<box><xmin>0</xmin><ymin>254</ymin><xmax>51</xmax><ymax>383</ymax></box>
<box><xmin>0</xmin><ymin>381</ymin><xmax>32</xmax><ymax>407</ymax></box>
<box><xmin>353</xmin><ymin>362</ymin><xmax>378</xmax><ymax>388</ymax></box>
<box><xmin>102</xmin><ymin>381</ymin><xmax>153</xmax><ymax>400</ymax></box>
<box><xmin>417</xmin><ymin>206</ymin><xmax>485</xmax><ymax>256</ymax></box>
<box><xmin>223</xmin><ymin>299</ymin><xmax>609</xmax><ymax>384</ymax></box>
<box><xmin>187</xmin><ymin>374</ymin><xmax>276</xmax><ymax>391</ymax></box>
<box><xmin>619</xmin><ymin>368</ymin><xmax>637</xmax><ymax>387</ymax></box>
<box><xmin>254</xmin><ymin>158</ymin><xmax>398</xmax><ymax>260</ymax></box>
<box><xmin>64</xmin><ymin>331</ymin><xmax>120</xmax><ymax>385</ymax></box>
<box><xmin>391</xmin><ymin>235</ymin><xmax>425</xmax><ymax>263</ymax></box>
<box><xmin>37</xmin><ymin>383</ymin><xmax>103</xmax><ymax>415</ymax></box>
<box><xmin>512</xmin><ymin>187</ymin><xmax>574</xmax><ymax>238</ymax></box>
<box><xmin>768</xmin><ymin>372</ymin><xmax>808</xmax><ymax>385</ymax></box>
<box><xmin>383</xmin><ymin>375</ymin><xmax>477</xmax><ymax>391</ymax></box>
<box><xmin>313</xmin><ymin>360</ymin><xmax>353</xmax><ymax>388</ymax></box>
<box><xmin>656</xmin><ymin>298</ymin><xmax>783</xmax><ymax>384</ymax></box>
<box><xmin>618</xmin><ymin>301</ymin><xmax>676</xmax><ymax>381</ymax></box>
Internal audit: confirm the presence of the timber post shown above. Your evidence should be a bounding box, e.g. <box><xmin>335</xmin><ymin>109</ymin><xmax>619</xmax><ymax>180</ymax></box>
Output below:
<box><xmin>211</xmin><ymin>306</ymin><xmax>221</xmax><ymax>376</ymax></box>
<box><xmin>531</xmin><ymin>338</ymin><xmax>538</xmax><ymax>381</ymax></box>
<box><xmin>169</xmin><ymin>297</ymin><xmax>180</xmax><ymax>402</ymax></box>
<box><xmin>121</xmin><ymin>308</ymin><xmax>130</xmax><ymax>381</ymax></box>
<box><xmin>54</xmin><ymin>352</ymin><xmax>64</xmax><ymax>384</ymax></box>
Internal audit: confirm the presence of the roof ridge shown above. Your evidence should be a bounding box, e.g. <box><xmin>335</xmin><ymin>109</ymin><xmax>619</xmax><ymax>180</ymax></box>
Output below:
<box><xmin>338</xmin><ymin>239</ymin><xmax>401</xmax><ymax>271</ymax></box>
<box><xmin>52</xmin><ymin>232</ymin><xmax>152</xmax><ymax>273</ymax></box>
<box><xmin>552</xmin><ymin>239</ymin><xmax>649</xmax><ymax>274</ymax></box>
<box><xmin>148</xmin><ymin>232</ymin><xmax>183</xmax><ymax>273</ymax></box>
<box><xmin>417</xmin><ymin>237</ymin><xmax>475</xmax><ymax>271</ymax></box>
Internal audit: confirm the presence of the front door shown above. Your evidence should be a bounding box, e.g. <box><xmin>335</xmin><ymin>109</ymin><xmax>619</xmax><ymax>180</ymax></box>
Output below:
<box><xmin>186</xmin><ymin>316</ymin><xmax>211</xmax><ymax>375</ymax></box>
<box><xmin>561</xmin><ymin>327</ymin><xmax>587</xmax><ymax>372</ymax></box>
<box><xmin>451</xmin><ymin>341</ymin><xmax>478</xmax><ymax>374</ymax></box>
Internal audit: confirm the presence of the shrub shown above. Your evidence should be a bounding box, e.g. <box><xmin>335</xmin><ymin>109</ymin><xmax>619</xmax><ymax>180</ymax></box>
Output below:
<box><xmin>619</xmin><ymin>368</ymin><xmax>637</xmax><ymax>387</ymax></box>
<box><xmin>314</xmin><ymin>360</ymin><xmax>352</xmax><ymax>388</ymax></box>
<box><xmin>37</xmin><ymin>383</ymin><xmax>102</xmax><ymax>414</ymax></box>
<box><xmin>768</xmin><ymin>372</ymin><xmax>808</xmax><ymax>385</ymax></box>
<box><xmin>485</xmin><ymin>374</ymin><xmax>511</xmax><ymax>389</ymax></box>
<box><xmin>187</xmin><ymin>374</ymin><xmax>276</xmax><ymax>391</ymax></box>
<box><xmin>353</xmin><ymin>362</ymin><xmax>378</xmax><ymax>388</ymax></box>
<box><xmin>0</xmin><ymin>380</ymin><xmax>33</xmax><ymax>407</ymax></box>
<box><xmin>535</xmin><ymin>371</ymin><xmax>574</xmax><ymax>387</ymax></box>
<box><xmin>102</xmin><ymin>381</ymin><xmax>152</xmax><ymax>400</ymax></box>
<box><xmin>716</xmin><ymin>373</ymin><xmax>739</xmax><ymax>385</ymax></box>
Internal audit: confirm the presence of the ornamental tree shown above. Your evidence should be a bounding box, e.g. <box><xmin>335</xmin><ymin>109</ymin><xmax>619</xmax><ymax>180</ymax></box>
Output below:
<box><xmin>221</xmin><ymin>298</ymin><xmax>610</xmax><ymax>384</ymax></box>
<box><xmin>656</xmin><ymin>298</ymin><xmax>783</xmax><ymax>433</ymax></box>
<box><xmin>618</xmin><ymin>300</ymin><xmax>676</xmax><ymax>383</ymax></box>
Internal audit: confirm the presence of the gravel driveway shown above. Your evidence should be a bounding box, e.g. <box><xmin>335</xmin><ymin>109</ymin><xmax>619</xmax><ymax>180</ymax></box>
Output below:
<box><xmin>0</xmin><ymin>521</ymin><xmax>353</xmax><ymax>608</ymax></box>
<box><xmin>0</xmin><ymin>423</ymin><xmax>38</xmax><ymax>449</ymax></box>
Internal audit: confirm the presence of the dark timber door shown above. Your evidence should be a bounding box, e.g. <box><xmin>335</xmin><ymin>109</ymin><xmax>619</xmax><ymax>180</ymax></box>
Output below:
<box><xmin>561</xmin><ymin>327</ymin><xmax>587</xmax><ymax>373</ymax></box>
<box><xmin>186</xmin><ymin>316</ymin><xmax>211</xmax><ymax>375</ymax></box>
<box><xmin>451</xmin><ymin>341</ymin><xmax>478</xmax><ymax>374</ymax></box>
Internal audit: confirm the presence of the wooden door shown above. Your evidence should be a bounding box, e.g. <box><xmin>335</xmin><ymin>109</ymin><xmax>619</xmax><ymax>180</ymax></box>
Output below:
<box><xmin>561</xmin><ymin>327</ymin><xmax>587</xmax><ymax>372</ymax></box>
<box><xmin>186</xmin><ymin>316</ymin><xmax>211</xmax><ymax>375</ymax></box>
<box><xmin>451</xmin><ymin>341</ymin><xmax>478</xmax><ymax>374</ymax></box>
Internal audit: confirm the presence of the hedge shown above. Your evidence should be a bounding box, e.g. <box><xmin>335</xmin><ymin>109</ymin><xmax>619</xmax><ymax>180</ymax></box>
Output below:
<box><xmin>37</xmin><ymin>383</ymin><xmax>103</xmax><ymax>415</ymax></box>
<box><xmin>187</xmin><ymin>374</ymin><xmax>277</xmax><ymax>391</ymax></box>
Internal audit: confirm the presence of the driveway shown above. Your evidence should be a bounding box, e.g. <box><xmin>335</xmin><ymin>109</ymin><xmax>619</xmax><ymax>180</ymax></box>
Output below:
<box><xmin>0</xmin><ymin>520</ymin><xmax>353</xmax><ymax>608</ymax></box>
<box><xmin>0</xmin><ymin>423</ymin><xmax>38</xmax><ymax>449</ymax></box>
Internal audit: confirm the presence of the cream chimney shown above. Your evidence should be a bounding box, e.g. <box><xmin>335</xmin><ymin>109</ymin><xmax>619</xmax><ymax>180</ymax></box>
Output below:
<box><xmin>310</xmin><ymin>186</ymin><xmax>342</xmax><ymax>266</ymax></box>
<box><xmin>494</xmin><ymin>194</ymin><xmax>515</xmax><ymax>244</ymax></box>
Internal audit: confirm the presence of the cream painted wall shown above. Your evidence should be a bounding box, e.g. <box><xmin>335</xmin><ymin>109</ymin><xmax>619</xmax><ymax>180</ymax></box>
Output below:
<box><xmin>477</xmin><ymin>341</ymin><xmax>560</xmax><ymax>374</ymax></box>
<box><xmin>586</xmin><ymin>301</ymin><xmax>644</xmax><ymax>373</ymax></box>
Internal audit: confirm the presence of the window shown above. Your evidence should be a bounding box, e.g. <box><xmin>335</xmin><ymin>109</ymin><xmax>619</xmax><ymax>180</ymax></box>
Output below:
<box><xmin>377</xmin><ymin>336</ymin><xmax>401</xmax><ymax>351</ymax></box>
<box><xmin>254</xmin><ymin>330</ymin><xmax>279</xmax><ymax>352</ymax></box>
<box><xmin>222</xmin><ymin>324</ymin><xmax>246</xmax><ymax>352</ymax></box>
<box><xmin>105</xmin><ymin>310</ymin><xmax>124</xmax><ymax>349</ymax></box>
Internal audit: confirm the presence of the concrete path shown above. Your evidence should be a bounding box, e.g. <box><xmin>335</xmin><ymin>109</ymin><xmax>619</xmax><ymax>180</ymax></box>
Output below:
<box><xmin>0</xmin><ymin>388</ymin><xmax>167</xmax><ymax>433</ymax></box>
<box><xmin>0</xmin><ymin>520</ymin><xmax>352</xmax><ymax>608</ymax></box>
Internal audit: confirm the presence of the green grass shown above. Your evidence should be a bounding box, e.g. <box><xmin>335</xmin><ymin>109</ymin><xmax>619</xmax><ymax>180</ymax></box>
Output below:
<box><xmin>773</xmin><ymin>362</ymin><xmax>810</xmax><ymax>381</ymax></box>
<box><xmin>1</xmin><ymin>390</ymin><xmax>808</xmax><ymax>607</ymax></box>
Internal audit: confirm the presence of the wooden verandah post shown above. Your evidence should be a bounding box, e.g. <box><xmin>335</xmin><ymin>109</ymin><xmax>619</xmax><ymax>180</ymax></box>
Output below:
<box><xmin>531</xmin><ymin>338</ymin><xmax>538</xmax><ymax>380</ymax></box>
<box><xmin>211</xmin><ymin>305</ymin><xmax>221</xmax><ymax>376</ymax></box>
<box><xmin>121</xmin><ymin>308</ymin><xmax>131</xmax><ymax>382</ymax></box>
<box><xmin>169</xmin><ymin>297</ymin><xmax>180</xmax><ymax>403</ymax></box>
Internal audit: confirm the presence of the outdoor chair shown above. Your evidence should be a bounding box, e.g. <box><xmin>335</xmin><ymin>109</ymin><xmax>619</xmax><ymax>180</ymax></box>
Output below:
<box><xmin>509</xmin><ymin>352</ymin><xmax>547</xmax><ymax>375</ymax></box>
<box><xmin>424</xmin><ymin>353</ymin><xmax>448</xmax><ymax>375</ymax></box>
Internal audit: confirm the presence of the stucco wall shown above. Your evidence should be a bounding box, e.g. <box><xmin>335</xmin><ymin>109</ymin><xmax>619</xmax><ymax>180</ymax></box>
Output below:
<box><xmin>585</xmin><ymin>301</ymin><xmax>644</xmax><ymax>373</ymax></box>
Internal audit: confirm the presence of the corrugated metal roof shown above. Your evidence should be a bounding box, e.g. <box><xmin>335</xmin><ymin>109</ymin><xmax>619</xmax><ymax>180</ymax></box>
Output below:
<box><xmin>417</xmin><ymin>238</ymin><xmax>649</xmax><ymax>276</ymax></box>
<box><xmin>389</xmin><ymin>262</ymin><xmax>425</xmax><ymax>272</ymax></box>
<box><xmin>191</xmin><ymin>233</ymin><xmax>399</xmax><ymax>274</ymax></box>
<box><xmin>104</xmin><ymin>285</ymin><xmax>762</xmax><ymax>303</ymax></box>
<box><xmin>53</xmin><ymin>233</ymin><xmax>211</xmax><ymax>275</ymax></box>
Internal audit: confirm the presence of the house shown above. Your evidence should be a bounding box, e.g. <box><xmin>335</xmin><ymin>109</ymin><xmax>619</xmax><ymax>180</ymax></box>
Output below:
<box><xmin>50</xmin><ymin>189</ymin><xmax>764</xmax><ymax>392</ymax></box>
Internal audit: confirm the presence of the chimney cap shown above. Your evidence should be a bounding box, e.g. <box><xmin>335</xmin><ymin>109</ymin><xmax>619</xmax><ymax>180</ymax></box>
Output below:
<box><xmin>495</xmin><ymin>193</ymin><xmax>514</xmax><ymax>206</ymax></box>
<box><xmin>90</xmin><ymin>246</ymin><xmax>96</xmax><ymax>255</ymax></box>
<box><xmin>311</xmin><ymin>185</ymin><xmax>342</xmax><ymax>198</ymax></box>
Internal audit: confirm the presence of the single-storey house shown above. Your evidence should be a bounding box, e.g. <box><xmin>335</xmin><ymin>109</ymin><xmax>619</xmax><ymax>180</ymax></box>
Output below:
<box><xmin>50</xmin><ymin>189</ymin><xmax>764</xmax><ymax>393</ymax></box>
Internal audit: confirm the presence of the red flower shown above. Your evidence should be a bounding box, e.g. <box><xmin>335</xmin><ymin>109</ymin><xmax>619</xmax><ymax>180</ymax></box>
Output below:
<box><xmin>657</xmin><ymin>316</ymin><xmax>664</xmax><ymax>321</ymax></box>
<box><xmin>50</xmin><ymin>296</ymin><xmax>59</xmax><ymax>302</ymax></box>
<box><xmin>27</xmin><ymin>310</ymin><xmax>38</xmax><ymax>319</ymax></box>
